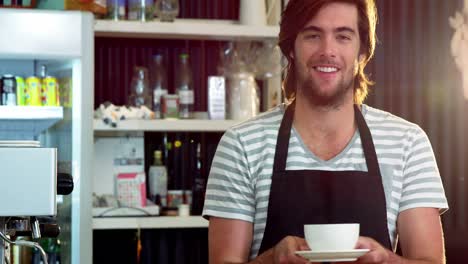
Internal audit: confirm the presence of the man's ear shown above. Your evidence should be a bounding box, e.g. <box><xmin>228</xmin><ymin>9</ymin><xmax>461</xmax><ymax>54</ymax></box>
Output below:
<box><xmin>290</xmin><ymin>50</ymin><xmax>295</xmax><ymax>60</ymax></box>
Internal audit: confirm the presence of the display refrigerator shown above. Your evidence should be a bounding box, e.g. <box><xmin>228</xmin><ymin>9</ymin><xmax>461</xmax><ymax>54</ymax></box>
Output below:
<box><xmin>0</xmin><ymin>9</ymin><xmax>94</xmax><ymax>264</ymax></box>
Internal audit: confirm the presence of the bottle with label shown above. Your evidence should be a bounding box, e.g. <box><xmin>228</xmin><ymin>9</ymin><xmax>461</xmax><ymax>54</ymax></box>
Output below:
<box><xmin>175</xmin><ymin>53</ymin><xmax>194</xmax><ymax>119</ymax></box>
<box><xmin>150</xmin><ymin>54</ymin><xmax>168</xmax><ymax>119</ymax></box>
<box><xmin>148</xmin><ymin>150</ymin><xmax>168</xmax><ymax>207</ymax></box>
<box><xmin>40</xmin><ymin>65</ymin><xmax>60</xmax><ymax>107</ymax></box>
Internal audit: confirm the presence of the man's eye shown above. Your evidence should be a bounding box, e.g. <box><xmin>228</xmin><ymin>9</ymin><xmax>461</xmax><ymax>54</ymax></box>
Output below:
<box><xmin>305</xmin><ymin>34</ymin><xmax>320</xmax><ymax>40</ymax></box>
<box><xmin>337</xmin><ymin>35</ymin><xmax>351</xmax><ymax>41</ymax></box>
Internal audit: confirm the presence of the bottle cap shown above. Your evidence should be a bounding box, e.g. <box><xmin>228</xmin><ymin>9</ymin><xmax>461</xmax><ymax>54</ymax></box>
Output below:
<box><xmin>154</xmin><ymin>150</ymin><xmax>162</xmax><ymax>157</ymax></box>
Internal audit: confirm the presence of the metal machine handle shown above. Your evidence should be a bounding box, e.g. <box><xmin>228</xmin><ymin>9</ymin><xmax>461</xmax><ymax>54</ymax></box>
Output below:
<box><xmin>57</xmin><ymin>173</ymin><xmax>73</xmax><ymax>195</ymax></box>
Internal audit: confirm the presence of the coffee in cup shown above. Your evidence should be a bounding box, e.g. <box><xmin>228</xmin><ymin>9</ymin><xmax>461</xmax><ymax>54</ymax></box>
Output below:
<box><xmin>304</xmin><ymin>223</ymin><xmax>359</xmax><ymax>251</ymax></box>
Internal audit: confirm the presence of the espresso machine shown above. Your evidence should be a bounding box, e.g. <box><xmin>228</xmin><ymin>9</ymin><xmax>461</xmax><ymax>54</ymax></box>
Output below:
<box><xmin>0</xmin><ymin>146</ymin><xmax>73</xmax><ymax>264</ymax></box>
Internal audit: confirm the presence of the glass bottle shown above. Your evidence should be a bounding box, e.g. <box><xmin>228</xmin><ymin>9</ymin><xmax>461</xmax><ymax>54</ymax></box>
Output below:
<box><xmin>106</xmin><ymin>0</ymin><xmax>126</xmax><ymax>21</ymax></box>
<box><xmin>148</xmin><ymin>150</ymin><xmax>168</xmax><ymax>206</ymax></box>
<box><xmin>154</xmin><ymin>0</ymin><xmax>179</xmax><ymax>22</ymax></box>
<box><xmin>128</xmin><ymin>0</ymin><xmax>154</xmax><ymax>21</ymax></box>
<box><xmin>128</xmin><ymin>66</ymin><xmax>152</xmax><ymax>108</ymax></box>
<box><xmin>150</xmin><ymin>54</ymin><xmax>168</xmax><ymax>119</ymax></box>
<box><xmin>175</xmin><ymin>53</ymin><xmax>194</xmax><ymax>119</ymax></box>
<box><xmin>191</xmin><ymin>142</ymin><xmax>205</xmax><ymax>215</ymax></box>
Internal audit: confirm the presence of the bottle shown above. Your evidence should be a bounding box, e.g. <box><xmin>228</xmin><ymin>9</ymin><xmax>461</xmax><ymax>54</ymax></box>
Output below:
<box><xmin>175</xmin><ymin>53</ymin><xmax>194</xmax><ymax>119</ymax></box>
<box><xmin>128</xmin><ymin>66</ymin><xmax>152</xmax><ymax>108</ymax></box>
<box><xmin>107</xmin><ymin>0</ymin><xmax>126</xmax><ymax>21</ymax></box>
<box><xmin>191</xmin><ymin>143</ymin><xmax>205</xmax><ymax>215</ymax></box>
<box><xmin>39</xmin><ymin>64</ymin><xmax>47</xmax><ymax>79</ymax></box>
<box><xmin>55</xmin><ymin>239</ymin><xmax>61</xmax><ymax>264</ymax></box>
<box><xmin>148</xmin><ymin>150</ymin><xmax>168</xmax><ymax>207</ymax></box>
<box><xmin>150</xmin><ymin>54</ymin><xmax>168</xmax><ymax>118</ymax></box>
<box><xmin>128</xmin><ymin>0</ymin><xmax>154</xmax><ymax>21</ymax></box>
<box><xmin>154</xmin><ymin>0</ymin><xmax>179</xmax><ymax>22</ymax></box>
<box><xmin>1</xmin><ymin>74</ymin><xmax>17</xmax><ymax>106</ymax></box>
<box><xmin>40</xmin><ymin>64</ymin><xmax>60</xmax><ymax>107</ymax></box>
<box><xmin>35</xmin><ymin>237</ymin><xmax>60</xmax><ymax>264</ymax></box>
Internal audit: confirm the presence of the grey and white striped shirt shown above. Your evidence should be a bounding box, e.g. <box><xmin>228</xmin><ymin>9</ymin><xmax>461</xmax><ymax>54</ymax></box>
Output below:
<box><xmin>203</xmin><ymin>104</ymin><xmax>448</xmax><ymax>259</ymax></box>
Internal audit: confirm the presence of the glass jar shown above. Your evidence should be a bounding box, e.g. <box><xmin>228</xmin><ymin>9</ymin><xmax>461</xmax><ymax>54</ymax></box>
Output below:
<box><xmin>128</xmin><ymin>66</ymin><xmax>152</xmax><ymax>108</ymax></box>
<box><xmin>161</xmin><ymin>94</ymin><xmax>180</xmax><ymax>119</ymax></box>
<box><xmin>154</xmin><ymin>0</ymin><xmax>179</xmax><ymax>22</ymax></box>
<box><xmin>226</xmin><ymin>72</ymin><xmax>260</xmax><ymax>120</ymax></box>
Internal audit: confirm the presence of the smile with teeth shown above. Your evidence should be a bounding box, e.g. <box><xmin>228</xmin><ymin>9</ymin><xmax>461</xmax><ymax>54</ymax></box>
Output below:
<box><xmin>314</xmin><ymin>66</ymin><xmax>338</xmax><ymax>73</ymax></box>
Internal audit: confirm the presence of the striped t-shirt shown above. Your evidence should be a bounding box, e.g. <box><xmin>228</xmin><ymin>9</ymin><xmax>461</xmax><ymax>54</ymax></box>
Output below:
<box><xmin>203</xmin><ymin>104</ymin><xmax>448</xmax><ymax>259</ymax></box>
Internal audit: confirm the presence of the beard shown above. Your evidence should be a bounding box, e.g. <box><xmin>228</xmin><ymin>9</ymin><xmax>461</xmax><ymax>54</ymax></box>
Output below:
<box><xmin>296</xmin><ymin>61</ymin><xmax>356</xmax><ymax>108</ymax></box>
<box><xmin>300</xmin><ymin>76</ymin><xmax>353</xmax><ymax>108</ymax></box>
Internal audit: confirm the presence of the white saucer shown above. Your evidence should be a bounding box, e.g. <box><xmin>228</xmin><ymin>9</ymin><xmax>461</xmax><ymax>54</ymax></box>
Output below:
<box><xmin>295</xmin><ymin>249</ymin><xmax>370</xmax><ymax>262</ymax></box>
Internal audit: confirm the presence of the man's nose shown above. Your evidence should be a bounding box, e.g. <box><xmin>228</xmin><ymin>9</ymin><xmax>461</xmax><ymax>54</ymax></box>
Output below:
<box><xmin>319</xmin><ymin>36</ymin><xmax>337</xmax><ymax>58</ymax></box>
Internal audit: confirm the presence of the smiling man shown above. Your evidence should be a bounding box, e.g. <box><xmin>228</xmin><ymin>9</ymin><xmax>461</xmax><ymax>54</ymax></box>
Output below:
<box><xmin>203</xmin><ymin>1</ymin><xmax>448</xmax><ymax>263</ymax></box>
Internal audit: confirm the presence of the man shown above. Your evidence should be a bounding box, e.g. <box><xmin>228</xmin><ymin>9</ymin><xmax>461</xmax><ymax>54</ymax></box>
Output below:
<box><xmin>203</xmin><ymin>0</ymin><xmax>448</xmax><ymax>263</ymax></box>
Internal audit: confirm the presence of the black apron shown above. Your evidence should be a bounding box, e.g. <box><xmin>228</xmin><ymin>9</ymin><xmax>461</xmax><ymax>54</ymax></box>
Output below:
<box><xmin>258</xmin><ymin>102</ymin><xmax>392</xmax><ymax>255</ymax></box>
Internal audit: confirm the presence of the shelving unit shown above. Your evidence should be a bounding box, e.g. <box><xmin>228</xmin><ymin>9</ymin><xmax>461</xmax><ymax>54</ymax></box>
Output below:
<box><xmin>92</xmin><ymin>17</ymin><xmax>279</xmax><ymax>232</ymax></box>
<box><xmin>94</xmin><ymin>118</ymin><xmax>240</xmax><ymax>132</ymax></box>
<box><xmin>0</xmin><ymin>106</ymin><xmax>63</xmax><ymax>139</ymax></box>
<box><xmin>94</xmin><ymin>19</ymin><xmax>279</xmax><ymax>41</ymax></box>
<box><xmin>93</xmin><ymin>216</ymin><xmax>208</xmax><ymax>230</ymax></box>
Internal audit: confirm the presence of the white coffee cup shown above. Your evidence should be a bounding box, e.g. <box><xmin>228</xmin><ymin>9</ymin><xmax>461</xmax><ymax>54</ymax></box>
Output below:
<box><xmin>304</xmin><ymin>223</ymin><xmax>360</xmax><ymax>251</ymax></box>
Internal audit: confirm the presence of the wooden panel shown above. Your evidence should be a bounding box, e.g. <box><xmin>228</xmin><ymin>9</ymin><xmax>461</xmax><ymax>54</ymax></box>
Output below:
<box><xmin>366</xmin><ymin>0</ymin><xmax>466</xmax><ymax>261</ymax></box>
<box><xmin>94</xmin><ymin>37</ymin><xmax>224</xmax><ymax>112</ymax></box>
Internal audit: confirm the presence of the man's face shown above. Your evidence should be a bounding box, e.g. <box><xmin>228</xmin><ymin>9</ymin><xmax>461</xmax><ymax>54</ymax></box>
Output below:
<box><xmin>292</xmin><ymin>2</ymin><xmax>362</xmax><ymax>107</ymax></box>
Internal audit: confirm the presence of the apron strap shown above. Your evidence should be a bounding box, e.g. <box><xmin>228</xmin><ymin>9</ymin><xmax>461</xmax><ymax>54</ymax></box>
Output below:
<box><xmin>273</xmin><ymin>103</ymin><xmax>381</xmax><ymax>177</ymax></box>
<box><xmin>354</xmin><ymin>104</ymin><xmax>381</xmax><ymax>176</ymax></box>
<box><xmin>273</xmin><ymin>101</ymin><xmax>295</xmax><ymax>173</ymax></box>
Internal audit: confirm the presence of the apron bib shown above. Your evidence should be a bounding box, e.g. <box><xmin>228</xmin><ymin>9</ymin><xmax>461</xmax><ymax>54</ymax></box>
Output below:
<box><xmin>258</xmin><ymin>102</ymin><xmax>392</xmax><ymax>254</ymax></box>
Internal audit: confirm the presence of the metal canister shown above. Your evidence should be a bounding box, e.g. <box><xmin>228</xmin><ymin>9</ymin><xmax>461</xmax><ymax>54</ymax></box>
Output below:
<box><xmin>42</xmin><ymin>76</ymin><xmax>60</xmax><ymax>106</ymax></box>
<box><xmin>15</xmin><ymin>76</ymin><xmax>26</xmax><ymax>106</ymax></box>
<box><xmin>1</xmin><ymin>74</ymin><xmax>17</xmax><ymax>106</ymax></box>
<box><xmin>25</xmin><ymin>76</ymin><xmax>42</xmax><ymax>106</ymax></box>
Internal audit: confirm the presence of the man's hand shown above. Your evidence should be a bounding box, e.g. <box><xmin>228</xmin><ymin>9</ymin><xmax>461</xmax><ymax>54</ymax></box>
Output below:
<box><xmin>271</xmin><ymin>236</ymin><xmax>311</xmax><ymax>264</ymax></box>
<box><xmin>353</xmin><ymin>236</ymin><xmax>398</xmax><ymax>264</ymax></box>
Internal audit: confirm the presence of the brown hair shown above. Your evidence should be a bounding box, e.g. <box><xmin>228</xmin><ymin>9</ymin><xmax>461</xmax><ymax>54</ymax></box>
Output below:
<box><xmin>279</xmin><ymin>0</ymin><xmax>378</xmax><ymax>104</ymax></box>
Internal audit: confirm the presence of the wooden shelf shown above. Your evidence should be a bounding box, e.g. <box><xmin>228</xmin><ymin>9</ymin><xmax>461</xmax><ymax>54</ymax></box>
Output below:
<box><xmin>94</xmin><ymin>118</ymin><xmax>240</xmax><ymax>132</ymax></box>
<box><xmin>93</xmin><ymin>216</ymin><xmax>208</xmax><ymax>230</ymax></box>
<box><xmin>94</xmin><ymin>19</ymin><xmax>279</xmax><ymax>41</ymax></box>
